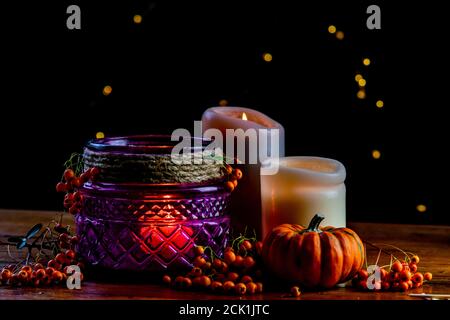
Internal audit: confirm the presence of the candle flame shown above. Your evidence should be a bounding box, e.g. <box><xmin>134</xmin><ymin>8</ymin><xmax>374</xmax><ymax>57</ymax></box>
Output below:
<box><xmin>242</xmin><ymin>112</ymin><xmax>248</xmax><ymax>121</ymax></box>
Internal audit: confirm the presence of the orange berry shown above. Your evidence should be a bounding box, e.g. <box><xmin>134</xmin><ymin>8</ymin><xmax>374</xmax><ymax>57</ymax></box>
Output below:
<box><xmin>412</xmin><ymin>272</ymin><xmax>424</xmax><ymax>283</ymax></box>
<box><xmin>174</xmin><ymin>276</ymin><xmax>185</xmax><ymax>288</ymax></box>
<box><xmin>381</xmin><ymin>281</ymin><xmax>390</xmax><ymax>290</ymax></box>
<box><xmin>182</xmin><ymin>277</ymin><xmax>192</xmax><ymax>289</ymax></box>
<box><xmin>241</xmin><ymin>275</ymin><xmax>253</xmax><ymax>284</ymax></box>
<box><xmin>21</xmin><ymin>265</ymin><xmax>33</xmax><ymax>275</ymax></box>
<box><xmin>246</xmin><ymin>282</ymin><xmax>257</xmax><ymax>295</ymax></box>
<box><xmin>220</xmin><ymin>262</ymin><xmax>229</xmax><ymax>273</ymax></box>
<box><xmin>233</xmin><ymin>169</ymin><xmax>243</xmax><ymax>180</ymax></box>
<box><xmin>407</xmin><ymin>280</ymin><xmax>413</xmax><ymax>289</ymax></box>
<box><xmin>225</xmin><ymin>165</ymin><xmax>233</xmax><ymax>175</ymax></box>
<box><xmin>399</xmin><ymin>270</ymin><xmax>412</xmax><ymax>281</ymax></box>
<box><xmin>194</xmin><ymin>246</ymin><xmax>204</xmax><ymax>256</ymax></box>
<box><xmin>36</xmin><ymin>269</ymin><xmax>47</xmax><ymax>280</ymax></box>
<box><xmin>409</xmin><ymin>263</ymin><xmax>418</xmax><ymax>273</ymax></box>
<box><xmin>380</xmin><ymin>268</ymin><xmax>388</xmax><ymax>281</ymax></box>
<box><xmin>52</xmin><ymin>271</ymin><xmax>64</xmax><ymax>282</ymax></box>
<box><xmin>162</xmin><ymin>275</ymin><xmax>171</xmax><ymax>285</ymax></box>
<box><xmin>243</xmin><ymin>256</ymin><xmax>255</xmax><ymax>269</ymax></box>
<box><xmin>212</xmin><ymin>259</ymin><xmax>223</xmax><ymax>269</ymax></box>
<box><xmin>223</xmin><ymin>281</ymin><xmax>235</xmax><ymax>292</ymax></box>
<box><xmin>190</xmin><ymin>267</ymin><xmax>203</xmax><ymax>277</ymax></box>
<box><xmin>224</xmin><ymin>251</ymin><xmax>236</xmax><ymax>265</ymax></box>
<box><xmin>424</xmin><ymin>272</ymin><xmax>432</xmax><ymax>281</ymax></box>
<box><xmin>199</xmin><ymin>275</ymin><xmax>211</xmax><ymax>287</ymax></box>
<box><xmin>399</xmin><ymin>281</ymin><xmax>409</xmax><ymax>292</ymax></box>
<box><xmin>410</xmin><ymin>255</ymin><xmax>420</xmax><ymax>264</ymax></box>
<box><xmin>225</xmin><ymin>181</ymin><xmax>235</xmax><ymax>192</ymax></box>
<box><xmin>193</xmin><ymin>256</ymin><xmax>206</xmax><ymax>268</ymax></box>
<box><xmin>232</xmin><ymin>179</ymin><xmax>238</xmax><ymax>187</ymax></box>
<box><xmin>235</xmin><ymin>283</ymin><xmax>246</xmax><ymax>295</ymax></box>
<box><xmin>1</xmin><ymin>269</ymin><xmax>12</xmax><ymax>282</ymax></box>
<box><xmin>18</xmin><ymin>270</ymin><xmax>29</xmax><ymax>282</ymax></box>
<box><xmin>358</xmin><ymin>269</ymin><xmax>369</xmax><ymax>280</ymax></box>
<box><xmin>203</xmin><ymin>262</ymin><xmax>212</xmax><ymax>271</ymax></box>
<box><xmin>392</xmin><ymin>261</ymin><xmax>403</xmax><ymax>273</ymax></box>
<box><xmin>233</xmin><ymin>255</ymin><xmax>244</xmax><ymax>268</ymax></box>
<box><xmin>211</xmin><ymin>281</ymin><xmax>223</xmax><ymax>292</ymax></box>
<box><xmin>227</xmin><ymin>272</ymin><xmax>239</xmax><ymax>282</ymax></box>
<box><xmin>291</xmin><ymin>286</ymin><xmax>301</xmax><ymax>297</ymax></box>
<box><xmin>240</xmin><ymin>240</ymin><xmax>252</xmax><ymax>251</ymax></box>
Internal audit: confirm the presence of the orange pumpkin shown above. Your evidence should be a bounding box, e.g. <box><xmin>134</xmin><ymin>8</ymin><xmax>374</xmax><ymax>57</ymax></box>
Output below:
<box><xmin>262</xmin><ymin>214</ymin><xmax>365</xmax><ymax>288</ymax></box>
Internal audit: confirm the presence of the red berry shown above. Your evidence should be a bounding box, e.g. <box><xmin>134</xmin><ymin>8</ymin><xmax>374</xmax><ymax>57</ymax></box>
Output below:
<box><xmin>47</xmin><ymin>260</ymin><xmax>61</xmax><ymax>270</ymax></box>
<box><xmin>71</xmin><ymin>178</ymin><xmax>82</xmax><ymax>188</ymax></box>
<box><xmin>35</xmin><ymin>269</ymin><xmax>46</xmax><ymax>279</ymax></box>
<box><xmin>69</xmin><ymin>205</ymin><xmax>79</xmax><ymax>215</ymax></box>
<box><xmin>409</xmin><ymin>263</ymin><xmax>418</xmax><ymax>273</ymax></box>
<box><xmin>381</xmin><ymin>281</ymin><xmax>390</xmax><ymax>290</ymax></box>
<box><xmin>290</xmin><ymin>286</ymin><xmax>301</xmax><ymax>297</ymax></box>
<box><xmin>399</xmin><ymin>281</ymin><xmax>409</xmax><ymax>292</ymax></box>
<box><xmin>358</xmin><ymin>280</ymin><xmax>368</xmax><ymax>290</ymax></box>
<box><xmin>410</xmin><ymin>255</ymin><xmax>420</xmax><ymax>264</ymax></box>
<box><xmin>65</xmin><ymin>250</ymin><xmax>76</xmax><ymax>261</ymax></box>
<box><xmin>235</xmin><ymin>283</ymin><xmax>246</xmax><ymax>295</ymax></box>
<box><xmin>162</xmin><ymin>275</ymin><xmax>171</xmax><ymax>285</ymax></box>
<box><xmin>33</xmin><ymin>263</ymin><xmax>45</xmax><ymax>271</ymax></box>
<box><xmin>358</xmin><ymin>269</ymin><xmax>369</xmax><ymax>280</ymax></box>
<box><xmin>412</xmin><ymin>272</ymin><xmax>424</xmax><ymax>283</ymax></box>
<box><xmin>392</xmin><ymin>261</ymin><xmax>403</xmax><ymax>273</ymax></box>
<box><xmin>63</xmin><ymin>169</ymin><xmax>75</xmax><ymax>181</ymax></box>
<box><xmin>55</xmin><ymin>253</ymin><xmax>67</xmax><ymax>265</ymax></box>
<box><xmin>243</xmin><ymin>256</ymin><xmax>255</xmax><ymax>269</ymax></box>
<box><xmin>90</xmin><ymin>167</ymin><xmax>100</xmax><ymax>177</ymax></box>
<box><xmin>424</xmin><ymin>272</ymin><xmax>432</xmax><ymax>281</ymax></box>
<box><xmin>380</xmin><ymin>268</ymin><xmax>388</xmax><ymax>281</ymax></box>
<box><xmin>52</xmin><ymin>271</ymin><xmax>64</xmax><ymax>282</ymax></box>
<box><xmin>70</xmin><ymin>236</ymin><xmax>80</xmax><ymax>244</ymax></box>
<box><xmin>240</xmin><ymin>240</ymin><xmax>252</xmax><ymax>251</ymax></box>
<box><xmin>18</xmin><ymin>270</ymin><xmax>29</xmax><ymax>282</ymax></box>
<box><xmin>1</xmin><ymin>269</ymin><xmax>12</xmax><ymax>282</ymax></box>
<box><xmin>399</xmin><ymin>270</ymin><xmax>412</xmax><ymax>281</ymax></box>
<box><xmin>56</xmin><ymin>182</ymin><xmax>67</xmax><ymax>193</ymax></box>
<box><xmin>80</xmin><ymin>171</ymin><xmax>91</xmax><ymax>183</ymax></box>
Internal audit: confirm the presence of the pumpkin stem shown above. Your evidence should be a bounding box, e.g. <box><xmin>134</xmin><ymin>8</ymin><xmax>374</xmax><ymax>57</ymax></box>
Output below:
<box><xmin>306</xmin><ymin>214</ymin><xmax>325</xmax><ymax>232</ymax></box>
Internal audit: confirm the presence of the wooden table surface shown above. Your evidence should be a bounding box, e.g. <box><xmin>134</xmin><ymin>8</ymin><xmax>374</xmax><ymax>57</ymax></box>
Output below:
<box><xmin>1</xmin><ymin>209</ymin><xmax>449</xmax><ymax>300</ymax></box>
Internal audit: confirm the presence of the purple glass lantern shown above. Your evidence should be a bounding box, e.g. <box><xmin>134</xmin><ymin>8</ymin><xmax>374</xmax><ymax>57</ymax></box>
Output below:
<box><xmin>76</xmin><ymin>135</ymin><xmax>231</xmax><ymax>272</ymax></box>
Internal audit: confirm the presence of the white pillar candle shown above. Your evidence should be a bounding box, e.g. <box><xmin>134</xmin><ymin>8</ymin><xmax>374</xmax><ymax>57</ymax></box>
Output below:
<box><xmin>261</xmin><ymin>156</ymin><xmax>346</xmax><ymax>238</ymax></box>
<box><xmin>202</xmin><ymin>106</ymin><xmax>285</xmax><ymax>238</ymax></box>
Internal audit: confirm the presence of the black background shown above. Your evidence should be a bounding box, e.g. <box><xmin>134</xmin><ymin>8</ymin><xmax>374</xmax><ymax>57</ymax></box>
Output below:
<box><xmin>1</xmin><ymin>1</ymin><xmax>447</xmax><ymax>224</ymax></box>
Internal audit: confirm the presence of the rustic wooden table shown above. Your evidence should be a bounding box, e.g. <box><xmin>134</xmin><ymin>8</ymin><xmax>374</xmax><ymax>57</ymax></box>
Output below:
<box><xmin>1</xmin><ymin>210</ymin><xmax>449</xmax><ymax>300</ymax></box>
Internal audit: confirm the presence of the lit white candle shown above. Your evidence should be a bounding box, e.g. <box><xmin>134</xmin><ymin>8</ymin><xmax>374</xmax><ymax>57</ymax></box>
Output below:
<box><xmin>202</xmin><ymin>106</ymin><xmax>285</xmax><ymax>237</ymax></box>
<box><xmin>261</xmin><ymin>156</ymin><xmax>346</xmax><ymax>238</ymax></box>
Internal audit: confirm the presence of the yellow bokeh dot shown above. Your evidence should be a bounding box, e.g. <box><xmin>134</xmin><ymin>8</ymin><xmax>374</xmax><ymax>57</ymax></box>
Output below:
<box><xmin>219</xmin><ymin>99</ymin><xmax>228</xmax><ymax>106</ymax></box>
<box><xmin>372</xmin><ymin>150</ymin><xmax>381</xmax><ymax>159</ymax></box>
<box><xmin>96</xmin><ymin>132</ymin><xmax>105</xmax><ymax>139</ymax></box>
<box><xmin>358</xmin><ymin>79</ymin><xmax>367</xmax><ymax>87</ymax></box>
<box><xmin>416</xmin><ymin>204</ymin><xmax>427</xmax><ymax>213</ymax></box>
<box><xmin>103</xmin><ymin>85</ymin><xmax>112</xmax><ymax>96</ymax></box>
<box><xmin>376</xmin><ymin>100</ymin><xmax>384</xmax><ymax>108</ymax></box>
<box><xmin>363</xmin><ymin>58</ymin><xmax>371</xmax><ymax>66</ymax></box>
<box><xmin>336</xmin><ymin>31</ymin><xmax>344</xmax><ymax>40</ymax></box>
<box><xmin>263</xmin><ymin>53</ymin><xmax>273</xmax><ymax>62</ymax></box>
<box><xmin>133</xmin><ymin>15</ymin><xmax>142</xmax><ymax>24</ymax></box>
<box><xmin>355</xmin><ymin>74</ymin><xmax>363</xmax><ymax>82</ymax></box>
<box><xmin>328</xmin><ymin>25</ymin><xmax>336</xmax><ymax>34</ymax></box>
<box><xmin>356</xmin><ymin>90</ymin><xmax>366</xmax><ymax>99</ymax></box>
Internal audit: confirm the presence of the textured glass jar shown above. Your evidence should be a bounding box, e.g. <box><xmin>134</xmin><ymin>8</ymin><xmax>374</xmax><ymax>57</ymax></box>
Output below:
<box><xmin>76</xmin><ymin>135</ymin><xmax>231</xmax><ymax>272</ymax></box>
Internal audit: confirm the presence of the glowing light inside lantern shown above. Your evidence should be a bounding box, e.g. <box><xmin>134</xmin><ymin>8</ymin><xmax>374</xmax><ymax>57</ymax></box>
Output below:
<box><xmin>336</xmin><ymin>31</ymin><xmax>344</xmax><ymax>40</ymax></box>
<box><xmin>242</xmin><ymin>112</ymin><xmax>248</xmax><ymax>121</ymax></box>
<box><xmin>328</xmin><ymin>25</ymin><xmax>336</xmax><ymax>34</ymax></box>
<box><xmin>376</xmin><ymin>100</ymin><xmax>384</xmax><ymax>108</ymax></box>
<box><xmin>96</xmin><ymin>132</ymin><xmax>105</xmax><ymax>139</ymax></box>
<box><xmin>363</xmin><ymin>58</ymin><xmax>371</xmax><ymax>66</ymax></box>
<box><xmin>355</xmin><ymin>74</ymin><xmax>363</xmax><ymax>82</ymax></box>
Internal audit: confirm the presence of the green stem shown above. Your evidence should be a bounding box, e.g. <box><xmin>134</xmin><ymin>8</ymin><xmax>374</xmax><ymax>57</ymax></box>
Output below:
<box><xmin>306</xmin><ymin>214</ymin><xmax>325</xmax><ymax>232</ymax></box>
